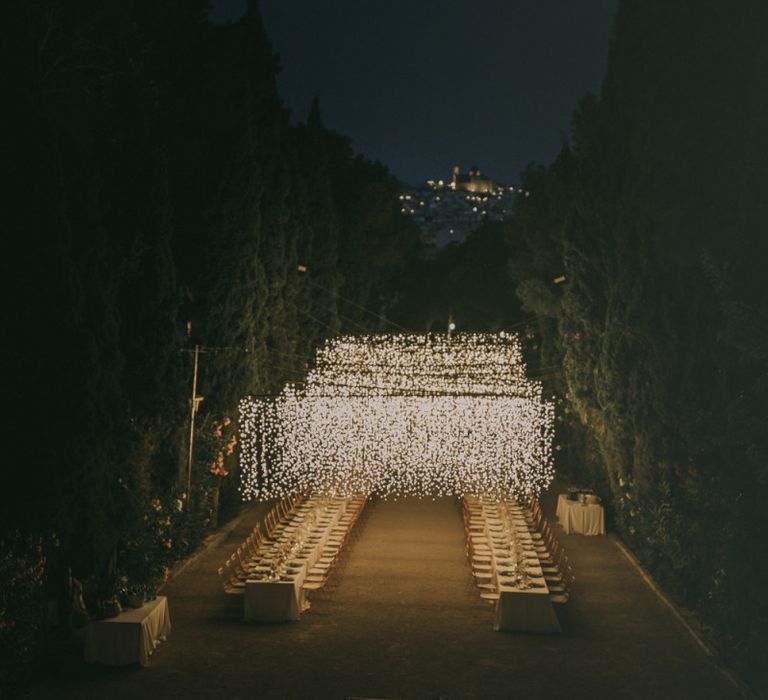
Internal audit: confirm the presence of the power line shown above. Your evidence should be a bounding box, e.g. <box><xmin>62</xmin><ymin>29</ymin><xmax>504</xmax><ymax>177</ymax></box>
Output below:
<box><xmin>297</xmin><ymin>269</ymin><xmax>410</xmax><ymax>333</ymax></box>
<box><xmin>295</xmin><ymin>304</ymin><xmax>368</xmax><ymax>335</ymax></box>
<box><xmin>335</xmin><ymin>292</ymin><xmax>410</xmax><ymax>333</ymax></box>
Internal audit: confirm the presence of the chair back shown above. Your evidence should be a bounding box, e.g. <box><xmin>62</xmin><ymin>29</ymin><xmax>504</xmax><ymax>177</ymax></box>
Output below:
<box><xmin>224</xmin><ymin>559</ymin><xmax>240</xmax><ymax>584</ymax></box>
<box><xmin>217</xmin><ymin>566</ymin><xmax>229</xmax><ymax>591</ymax></box>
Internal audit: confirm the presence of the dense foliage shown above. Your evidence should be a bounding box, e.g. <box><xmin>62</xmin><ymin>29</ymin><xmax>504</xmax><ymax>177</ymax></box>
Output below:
<box><xmin>2</xmin><ymin>0</ymin><xmax>419</xmax><ymax>691</ymax></box>
<box><xmin>506</xmin><ymin>1</ymin><xmax>768</xmax><ymax>691</ymax></box>
<box><xmin>393</xmin><ymin>221</ymin><xmax>526</xmax><ymax>333</ymax></box>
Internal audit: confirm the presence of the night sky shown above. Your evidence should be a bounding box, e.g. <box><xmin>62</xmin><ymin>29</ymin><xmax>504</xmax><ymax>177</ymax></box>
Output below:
<box><xmin>211</xmin><ymin>1</ymin><xmax>618</xmax><ymax>186</ymax></box>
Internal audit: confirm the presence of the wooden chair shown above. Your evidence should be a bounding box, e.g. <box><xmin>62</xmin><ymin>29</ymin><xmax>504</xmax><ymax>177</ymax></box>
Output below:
<box><xmin>549</xmin><ymin>580</ymin><xmax>570</xmax><ymax>604</ymax></box>
<box><xmin>548</xmin><ymin>549</ymin><xmax>574</xmax><ymax>603</ymax></box>
<box><xmin>224</xmin><ymin>559</ymin><xmax>248</xmax><ymax>586</ymax></box>
<box><xmin>264</xmin><ymin>509</ymin><xmax>286</xmax><ymax>538</ymax></box>
<box><xmin>537</xmin><ymin>537</ymin><xmax>560</xmax><ymax>566</ymax></box>
<box><xmin>243</xmin><ymin>534</ymin><xmax>261</xmax><ymax>559</ymax></box>
<box><xmin>218</xmin><ymin>566</ymin><xmax>245</xmax><ymax>594</ymax></box>
<box><xmin>276</xmin><ymin>496</ymin><xmax>297</xmax><ymax>524</ymax></box>
<box><xmin>235</xmin><ymin>547</ymin><xmax>258</xmax><ymax>574</ymax></box>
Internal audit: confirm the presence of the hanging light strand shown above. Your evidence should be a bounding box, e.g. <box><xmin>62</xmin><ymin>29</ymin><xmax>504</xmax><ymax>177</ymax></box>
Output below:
<box><xmin>239</xmin><ymin>332</ymin><xmax>555</xmax><ymax>500</ymax></box>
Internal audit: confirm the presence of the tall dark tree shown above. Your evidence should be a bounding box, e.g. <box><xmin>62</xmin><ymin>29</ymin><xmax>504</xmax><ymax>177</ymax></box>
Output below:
<box><xmin>505</xmin><ymin>1</ymin><xmax>768</xmax><ymax>689</ymax></box>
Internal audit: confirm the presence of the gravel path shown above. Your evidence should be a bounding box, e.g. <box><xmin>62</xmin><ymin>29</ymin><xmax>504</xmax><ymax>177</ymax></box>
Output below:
<box><xmin>27</xmin><ymin>494</ymin><xmax>743</xmax><ymax>699</ymax></box>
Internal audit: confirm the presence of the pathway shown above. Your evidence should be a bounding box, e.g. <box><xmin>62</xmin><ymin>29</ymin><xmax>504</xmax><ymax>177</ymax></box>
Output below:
<box><xmin>27</xmin><ymin>496</ymin><xmax>744</xmax><ymax>699</ymax></box>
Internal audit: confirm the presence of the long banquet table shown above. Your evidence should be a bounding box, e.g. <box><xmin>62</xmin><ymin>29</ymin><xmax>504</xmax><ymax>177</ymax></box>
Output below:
<box><xmin>468</xmin><ymin>497</ymin><xmax>561</xmax><ymax>634</ymax></box>
<box><xmin>243</xmin><ymin>495</ymin><xmax>348</xmax><ymax>622</ymax></box>
<box><xmin>85</xmin><ymin>595</ymin><xmax>171</xmax><ymax>666</ymax></box>
<box><xmin>556</xmin><ymin>494</ymin><xmax>605</xmax><ymax>536</ymax></box>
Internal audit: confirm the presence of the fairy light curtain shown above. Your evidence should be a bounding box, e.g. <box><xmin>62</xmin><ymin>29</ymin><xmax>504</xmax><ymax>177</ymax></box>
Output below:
<box><xmin>239</xmin><ymin>333</ymin><xmax>554</xmax><ymax>500</ymax></box>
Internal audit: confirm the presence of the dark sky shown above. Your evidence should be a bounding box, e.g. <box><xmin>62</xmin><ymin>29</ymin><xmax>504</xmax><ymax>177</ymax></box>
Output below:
<box><xmin>211</xmin><ymin>0</ymin><xmax>618</xmax><ymax>185</ymax></box>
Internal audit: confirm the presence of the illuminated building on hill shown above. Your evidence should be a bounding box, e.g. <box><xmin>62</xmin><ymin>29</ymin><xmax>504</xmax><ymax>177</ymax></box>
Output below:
<box><xmin>451</xmin><ymin>165</ymin><xmax>493</xmax><ymax>193</ymax></box>
<box><xmin>399</xmin><ymin>166</ymin><xmax>529</xmax><ymax>254</ymax></box>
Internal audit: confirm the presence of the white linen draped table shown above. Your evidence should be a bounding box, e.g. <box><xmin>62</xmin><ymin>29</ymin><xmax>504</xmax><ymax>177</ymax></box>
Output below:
<box><xmin>556</xmin><ymin>494</ymin><xmax>605</xmax><ymax>535</ymax></box>
<box><xmin>244</xmin><ymin>496</ymin><xmax>347</xmax><ymax>622</ymax></box>
<box><xmin>85</xmin><ymin>595</ymin><xmax>171</xmax><ymax>666</ymax></box>
<box><xmin>470</xmin><ymin>497</ymin><xmax>561</xmax><ymax>634</ymax></box>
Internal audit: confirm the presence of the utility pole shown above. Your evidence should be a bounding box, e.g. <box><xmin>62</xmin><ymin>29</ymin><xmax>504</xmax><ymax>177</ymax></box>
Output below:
<box><xmin>186</xmin><ymin>344</ymin><xmax>203</xmax><ymax>500</ymax></box>
<box><xmin>180</xmin><ymin>342</ymin><xmax>250</xmax><ymax>505</ymax></box>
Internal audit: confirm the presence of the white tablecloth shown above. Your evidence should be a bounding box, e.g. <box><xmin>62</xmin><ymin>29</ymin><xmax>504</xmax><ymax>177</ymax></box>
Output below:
<box><xmin>556</xmin><ymin>494</ymin><xmax>605</xmax><ymax>535</ymax></box>
<box><xmin>244</xmin><ymin>497</ymin><xmax>347</xmax><ymax>622</ymax></box>
<box><xmin>85</xmin><ymin>595</ymin><xmax>171</xmax><ymax>666</ymax></box>
<box><xmin>469</xmin><ymin>498</ymin><xmax>561</xmax><ymax>634</ymax></box>
<box><xmin>244</xmin><ymin>570</ymin><xmax>306</xmax><ymax>622</ymax></box>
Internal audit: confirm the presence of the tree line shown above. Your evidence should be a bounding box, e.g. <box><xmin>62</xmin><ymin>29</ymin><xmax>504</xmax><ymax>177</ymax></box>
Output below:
<box><xmin>501</xmin><ymin>0</ymin><xmax>768</xmax><ymax>691</ymax></box>
<box><xmin>2</xmin><ymin>0</ymin><xmax>420</xmax><ymax>688</ymax></box>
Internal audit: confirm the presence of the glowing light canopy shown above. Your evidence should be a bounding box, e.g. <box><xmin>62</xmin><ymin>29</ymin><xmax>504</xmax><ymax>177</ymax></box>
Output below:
<box><xmin>239</xmin><ymin>333</ymin><xmax>554</xmax><ymax>500</ymax></box>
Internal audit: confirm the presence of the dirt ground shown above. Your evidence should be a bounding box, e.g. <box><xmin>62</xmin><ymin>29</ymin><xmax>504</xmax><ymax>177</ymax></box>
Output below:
<box><xmin>25</xmin><ymin>491</ymin><xmax>744</xmax><ymax>700</ymax></box>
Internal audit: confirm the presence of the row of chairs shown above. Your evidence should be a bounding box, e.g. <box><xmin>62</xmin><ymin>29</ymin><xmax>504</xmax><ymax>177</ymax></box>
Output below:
<box><xmin>462</xmin><ymin>494</ymin><xmax>575</xmax><ymax>605</ymax></box>
<box><xmin>299</xmin><ymin>495</ymin><xmax>368</xmax><ymax>598</ymax></box>
<box><xmin>462</xmin><ymin>510</ymin><xmax>501</xmax><ymax>604</ymax></box>
<box><xmin>218</xmin><ymin>493</ymin><xmax>368</xmax><ymax>597</ymax></box>
<box><xmin>522</xmin><ymin>494</ymin><xmax>575</xmax><ymax>603</ymax></box>
<box><xmin>218</xmin><ymin>493</ymin><xmax>304</xmax><ymax>594</ymax></box>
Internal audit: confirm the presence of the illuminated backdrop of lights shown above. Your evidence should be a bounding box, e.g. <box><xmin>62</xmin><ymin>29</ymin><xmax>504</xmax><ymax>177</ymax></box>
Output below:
<box><xmin>239</xmin><ymin>333</ymin><xmax>554</xmax><ymax>500</ymax></box>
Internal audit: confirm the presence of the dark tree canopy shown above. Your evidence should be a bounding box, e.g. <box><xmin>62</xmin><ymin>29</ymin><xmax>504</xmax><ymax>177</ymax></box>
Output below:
<box><xmin>503</xmin><ymin>1</ymin><xmax>768</xmax><ymax>688</ymax></box>
<box><xmin>1</xmin><ymin>2</ymin><xmax>419</xmax><ymax>690</ymax></box>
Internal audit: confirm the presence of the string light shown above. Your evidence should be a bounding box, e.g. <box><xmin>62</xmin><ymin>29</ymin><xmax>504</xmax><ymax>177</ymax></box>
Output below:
<box><xmin>239</xmin><ymin>333</ymin><xmax>554</xmax><ymax>500</ymax></box>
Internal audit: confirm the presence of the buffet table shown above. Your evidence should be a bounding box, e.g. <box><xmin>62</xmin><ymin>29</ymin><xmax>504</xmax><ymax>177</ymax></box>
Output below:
<box><xmin>556</xmin><ymin>494</ymin><xmax>605</xmax><ymax>535</ymax></box>
<box><xmin>244</xmin><ymin>496</ymin><xmax>346</xmax><ymax>622</ymax></box>
<box><xmin>85</xmin><ymin>595</ymin><xmax>171</xmax><ymax>666</ymax></box>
